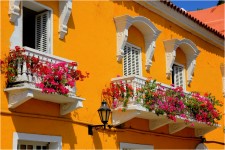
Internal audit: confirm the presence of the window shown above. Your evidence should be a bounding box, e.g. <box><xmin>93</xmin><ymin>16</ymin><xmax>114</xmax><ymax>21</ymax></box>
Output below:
<box><xmin>120</xmin><ymin>142</ymin><xmax>153</xmax><ymax>150</ymax></box>
<box><xmin>123</xmin><ymin>43</ymin><xmax>142</xmax><ymax>76</ymax></box>
<box><xmin>17</xmin><ymin>141</ymin><xmax>49</xmax><ymax>150</ymax></box>
<box><xmin>172</xmin><ymin>64</ymin><xmax>185</xmax><ymax>89</ymax></box>
<box><xmin>13</xmin><ymin>132</ymin><xmax>62</xmax><ymax>150</ymax></box>
<box><xmin>22</xmin><ymin>1</ymin><xmax>51</xmax><ymax>53</ymax></box>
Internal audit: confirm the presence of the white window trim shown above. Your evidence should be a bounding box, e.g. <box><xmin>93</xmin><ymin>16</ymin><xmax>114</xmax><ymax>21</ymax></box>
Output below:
<box><xmin>173</xmin><ymin>62</ymin><xmax>186</xmax><ymax>91</ymax></box>
<box><xmin>164</xmin><ymin>38</ymin><xmax>200</xmax><ymax>85</ymax></box>
<box><xmin>120</xmin><ymin>142</ymin><xmax>154</xmax><ymax>150</ymax></box>
<box><xmin>13</xmin><ymin>132</ymin><xmax>62</xmax><ymax>150</ymax></box>
<box><xmin>114</xmin><ymin>15</ymin><xmax>161</xmax><ymax>71</ymax></box>
<box><xmin>123</xmin><ymin>42</ymin><xmax>142</xmax><ymax>76</ymax></box>
<box><xmin>10</xmin><ymin>0</ymin><xmax>53</xmax><ymax>54</ymax></box>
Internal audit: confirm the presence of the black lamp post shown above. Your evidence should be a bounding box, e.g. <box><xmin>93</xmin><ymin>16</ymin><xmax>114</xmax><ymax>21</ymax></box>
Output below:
<box><xmin>88</xmin><ymin>101</ymin><xmax>112</xmax><ymax>135</ymax></box>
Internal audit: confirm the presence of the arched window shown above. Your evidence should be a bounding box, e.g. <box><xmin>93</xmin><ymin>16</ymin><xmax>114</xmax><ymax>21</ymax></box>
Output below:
<box><xmin>114</xmin><ymin>15</ymin><xmax>161</xmax><ymax>71</ymax></box>
<box><xmin>164</xmin><ymin>39</ymin><xmax>200</xmax><ymax>86</ymax></box>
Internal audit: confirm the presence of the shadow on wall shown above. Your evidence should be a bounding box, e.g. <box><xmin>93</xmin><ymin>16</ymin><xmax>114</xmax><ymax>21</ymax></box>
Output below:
<box><xmin>11</xmin><ymin>100</ymin><xmax>78</xmax><ymax>149</ymax></box>
<box><xmin>113</xmin><ymin>1</ymin><xmax>224</xmax><ymax>57</ymax></box>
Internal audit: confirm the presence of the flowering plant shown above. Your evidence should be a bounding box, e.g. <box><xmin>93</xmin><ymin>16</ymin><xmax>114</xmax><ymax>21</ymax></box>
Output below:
<box><xmin>102</xmin><ymin>81</ymin><xmax>134</xmax><ymax>111</ymax></box>
<box><xmin>185</xmin><ymin>92</ymin><xmax>222</xmax><ymax>125</ymax></box>
<box><xmin>137</xmin><ymin>80</ymin><xmax>187</xmax><ymax>122</ymax></box>
<box><xmin>1</xmin><ymin>46</ymin><xmax>88</xmax><ymax>96</ymax></box>
<box><xmin>102</xmin><ymin>78</ymin><xmax>223</xmax><ymax>125</ymax></box>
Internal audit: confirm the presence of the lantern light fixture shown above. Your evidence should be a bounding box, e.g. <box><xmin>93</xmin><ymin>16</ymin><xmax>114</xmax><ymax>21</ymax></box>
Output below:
<box><xmin>88</xmin><ymin>101</ymin><xmax>113</xmax><ymax>135</ymax></box>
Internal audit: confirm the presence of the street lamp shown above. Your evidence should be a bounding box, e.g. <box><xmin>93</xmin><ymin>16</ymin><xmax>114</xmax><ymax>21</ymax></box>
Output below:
<box><xmin>88</xmin><ymin>101</ymin><xmax>112</xmax><ymax>135</ymax></box>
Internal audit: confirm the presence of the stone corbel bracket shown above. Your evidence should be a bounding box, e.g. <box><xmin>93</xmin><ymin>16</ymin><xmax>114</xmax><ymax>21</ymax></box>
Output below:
<box><xmin>164</xmin><ymin>39</ymin><xmax>200</xmax><ymax>85</ymax></box>
<box><xmin>4</xmin><ymin>86</ymin><xmax>85</xmax><ymax>115</ymax></box>
<box><xmin>8</xmin><ymin>0</ymin><xmax>21</xmax><ymax>23</ymax></box>
<box><xmin>114</xmin><ymin>15</ymin><xmax>161</xmax><ymax>71</ymax></box>
<box><xmin>59</xmin><ymin>0</ymin><xmax>72</xmax><ymax>39</ymax></box>
<box><xmin>220</xmin><ymin>64</ymin><xmax>225</xmax><ymax>97</ymax></box>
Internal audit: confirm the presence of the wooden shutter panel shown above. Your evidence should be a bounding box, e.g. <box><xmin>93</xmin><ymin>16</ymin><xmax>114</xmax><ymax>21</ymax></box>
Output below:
<box><xmin>123</xmin><ymin>43</ymin><xmax>141</xmax><ymax>76</ymax></box>
<box><xmin>173</xmin><ymin>65</ymin><xmax>184</xmax><ymax>88</ymax></box>
<box><xmin>35</xmin><ymin>11</ymin><xmax>50</xmax><ymax>53</ymax></box>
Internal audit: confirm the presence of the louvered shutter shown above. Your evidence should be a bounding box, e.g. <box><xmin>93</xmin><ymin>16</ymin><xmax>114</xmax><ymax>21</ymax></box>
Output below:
<box><xmin>123</xmin><ymin>43</ymin><xmax>141</xmax><ymax>76</ymax></box>
<box><xmin>173</xmin><ymin>64</ymin><xmax>184</xmax><ymax>88</ymax></box>
<box><xmin>35</xmin><ymin>11</ymin><xmax>50</xmax><ymax>53</ymax></box>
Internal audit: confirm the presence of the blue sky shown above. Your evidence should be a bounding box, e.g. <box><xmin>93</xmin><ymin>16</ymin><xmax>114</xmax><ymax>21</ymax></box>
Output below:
<box><xmin>171</xmin><ymin>0</ymin><xmax>219</xmax><ymax>11</ymax></box>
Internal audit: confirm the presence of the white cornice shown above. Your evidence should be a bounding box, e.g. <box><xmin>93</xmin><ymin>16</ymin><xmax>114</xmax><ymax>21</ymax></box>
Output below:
<box><xmin>135</xmin><ymin>0</ymin><xmax>224</xmax><ymax>50</ymax></box>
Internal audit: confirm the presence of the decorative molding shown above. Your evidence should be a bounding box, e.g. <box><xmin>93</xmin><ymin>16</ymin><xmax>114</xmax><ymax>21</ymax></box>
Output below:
<box><xmin>112</xmin><ymin>108</ymin><xmax>142</xmax><ymax>125</ymax></box>
<box><xmin>4</xmin><ymin>86</ymin><xmax>85</xmax><ymax>115</ymax></box>
<box><xmin>149</xmin><ymin>118</ymin><xmax>171</xmax><ymax>130</ymax></box>
<box><xmin>114</xmin><ymin>15</ymin><xmax>161</xmax><ymax>70</ymax></box>
<box><xmin>60</xmin><ymin>98</ymin><xmax>84</xmax><ymax>115</ymax></box>
<box><xmin>13</xmin><ymin>132</ymin><xmax>62</xmax><ymax>150</ymax></box>
<box><xmin>195</xmin><ymin>126</ymin><xmax>217</xmax><ymax>137</ymax></box>
<box><xmin>169</xmin><ymin>122</ymin><xmax>187</xmax><ymax>134</ymax></box>
<box><xmin>59</xmin><ymin>0</ymin><xmax>72</xmax><ymax>39</ymax></box>
<box><xmin>164</xmin><ymin>38</ymin><xmax>200</xmax><ymax>85</ymax></box>
<box><xmin>111</xmin><ymin>75</ymin><xmax>219</xmax><ymax>137</ymax></box>
<box><xmin>135</xmin><ymin>1</ymin><xmax>224</xmax><ymax>50</ymax></box>
<box><xmin>220</xmin><ymin>64</ymin><xmax>225</xmax><ymax>97</ymax></box>
<box><xmin>8</xmin><ymin>0</ymin><xmax>21</xmax><ymax>23</ymax></box>
<box><xmin>120</xmin><ymin>142</ymin><xmax>153</xmax><ymax>149</ymax></box>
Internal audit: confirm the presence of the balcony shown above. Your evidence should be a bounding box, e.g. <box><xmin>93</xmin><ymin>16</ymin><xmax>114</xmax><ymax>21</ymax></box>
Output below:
<box><xmin>4</xmin><ymin>47</ymin><xmax>85</xmax><ymax>115</ymax></box>
<box><xmin>111</xmin><ymin>75</ymin><xmax>219</xmax><ymax>137</ymax></box>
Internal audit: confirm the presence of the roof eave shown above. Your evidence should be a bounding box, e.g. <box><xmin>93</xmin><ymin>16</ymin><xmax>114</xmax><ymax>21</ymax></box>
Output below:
<box><xmin>134</xmin><ymin>0</ymin><xmax>224</xmax><ymax>51</ymax></box>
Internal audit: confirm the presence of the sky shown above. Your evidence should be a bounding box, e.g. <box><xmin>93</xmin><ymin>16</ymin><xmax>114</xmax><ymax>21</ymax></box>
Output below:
<box><xmin>171</xmin><ymin>0</ymin><xmax>219</xmax><ymax>11</ymax></box>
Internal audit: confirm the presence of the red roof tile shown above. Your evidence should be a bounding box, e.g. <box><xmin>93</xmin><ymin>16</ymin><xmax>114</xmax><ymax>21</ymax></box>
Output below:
<box><xmin>189</xmin><ymin>4</ymin><xmax>224</xmax><ymax>36</ymax></box>
<box><xmin>160</xmin><ymin>0</ymin><xmax>225</xmax><ymax>39</ymax></box>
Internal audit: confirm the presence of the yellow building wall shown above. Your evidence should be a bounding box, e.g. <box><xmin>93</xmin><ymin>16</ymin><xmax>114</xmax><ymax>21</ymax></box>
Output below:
<box><xmin>1</xmin><ymin>1</ymin><xmax>224</xmax><ymax>149</ymax></box>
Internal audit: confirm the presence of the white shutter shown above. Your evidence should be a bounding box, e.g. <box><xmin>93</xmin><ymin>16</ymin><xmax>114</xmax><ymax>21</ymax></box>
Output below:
<box><xmin>123</xmin><ymin>43</ymin><xmax>141</xmax><ymax>76</ymax></box>
<box><xmin>173</xmin><ymin>64</ymin><xmax>185</xmax><ymax>89</ymax></box>
<box><xmin>35</xmin><ymin>11</ymin><xmax>50</xmax><ymax>53</ymax></box>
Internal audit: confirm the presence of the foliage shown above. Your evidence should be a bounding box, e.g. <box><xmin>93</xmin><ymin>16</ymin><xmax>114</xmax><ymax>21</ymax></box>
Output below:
<box><xmin>102</xmin><ymin>78</ymin><xmax>223</xmax><ymax>125</ymax></box>
<box><xmin>102</xmin><ymin>81</ymin><xmax>134</xmax><ymax>111</ymax></box>
<box><xmin>0</xmin><ymin>46</ymin><xmax>88</xmax><ymax>96</ymax></box>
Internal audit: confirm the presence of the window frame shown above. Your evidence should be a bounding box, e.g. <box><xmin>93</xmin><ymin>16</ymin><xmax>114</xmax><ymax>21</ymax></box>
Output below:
<box><xmin>123</xmin><ymin>42</ymin><xmax>142</xmax><ymax>76</ymax></box>
<box><xmin>10</xmin><ymin>1</ymin><xmax>53</xmax><ymax>54</ymax></box>
<box><xmin>13</xmin><ymin>132</ymin><xmax>62</xmax><ymax>150</ymax></box>
<box><xmin>120</xmin><ymin>142</ymin><xmax>153</xmax><ymax>150</ymax></box>
<box><xmin>172</xmin><ymin>62</ymin><xmax>186</xmax><ymax>90</ymax></box>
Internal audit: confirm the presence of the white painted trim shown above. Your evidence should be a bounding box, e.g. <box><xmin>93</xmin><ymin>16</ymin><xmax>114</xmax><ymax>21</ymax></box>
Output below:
<box><xmin>164</xmin><ymin>38</ymin><xmax>200</xmax><ymax>85</ymax></box>
<box><xmin>13</xmin><ymin>132</ymin><xmax>62</xmax><ymax>150</ymax></box>
<box><xmin>8</xmin><ymin>0</ymin><xmax>21</xmax><ymax>23</ymax></box>
<box><xmin>114</xmin><ymin>15</ymin><xmax>161</xmax><ymax>71</ymax></box>
<box><xmin>10</xmin><ymin>1</ymin><xmax>53</xmax><ymax>54</ymax></box>
<box><xmin>59</xmin><ymin>0</ymin><xmax>72</xmax><ymax>39</ymax></box>
<box><xmin>120</xmin><ymin>142</ymin><xmax>154</xmax><ymax>150</ymax></box>
<box><xmin>123</xmin><ymin>42</ymin><xmax>142</xmax><ymax>76</ymax></box>
<box><xmin>173</xmin><ymin>62</ymin><xmax>186</xmax><ymax>91</ymax></box>
<box><xmin>135</xmin><ymin>1</ymin><xmax>224</xmax><ymax>50</ymax></box>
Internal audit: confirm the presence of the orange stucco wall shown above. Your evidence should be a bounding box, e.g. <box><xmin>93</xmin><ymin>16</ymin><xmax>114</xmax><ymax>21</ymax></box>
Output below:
<box><xmin>1</xmin><ymin>1</ymin><xmax>224</xmax><ymax>149</ymax></box>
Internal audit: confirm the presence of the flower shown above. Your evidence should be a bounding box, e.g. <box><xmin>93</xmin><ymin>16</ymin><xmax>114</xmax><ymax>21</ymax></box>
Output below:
<box><xmin>102</xmin><ymin>78</ymin><xmax>223</xmax><ymax>126</ymax></box>
<box><xmin>1</xmin><ymin>46</ymin><xmax>88</xmax><ymax>96</ymax></box>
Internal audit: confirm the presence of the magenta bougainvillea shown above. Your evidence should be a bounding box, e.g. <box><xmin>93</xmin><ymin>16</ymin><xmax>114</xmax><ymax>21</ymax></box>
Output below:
<box><xmin>0</xmin><ymin>46</ymin><xmax>88</xmax><ymax>96</ymax></box>
<box><xmin>102</xmin><ymin>78</ymin><xmax>223</xmax><ymax>125</ymax></box>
